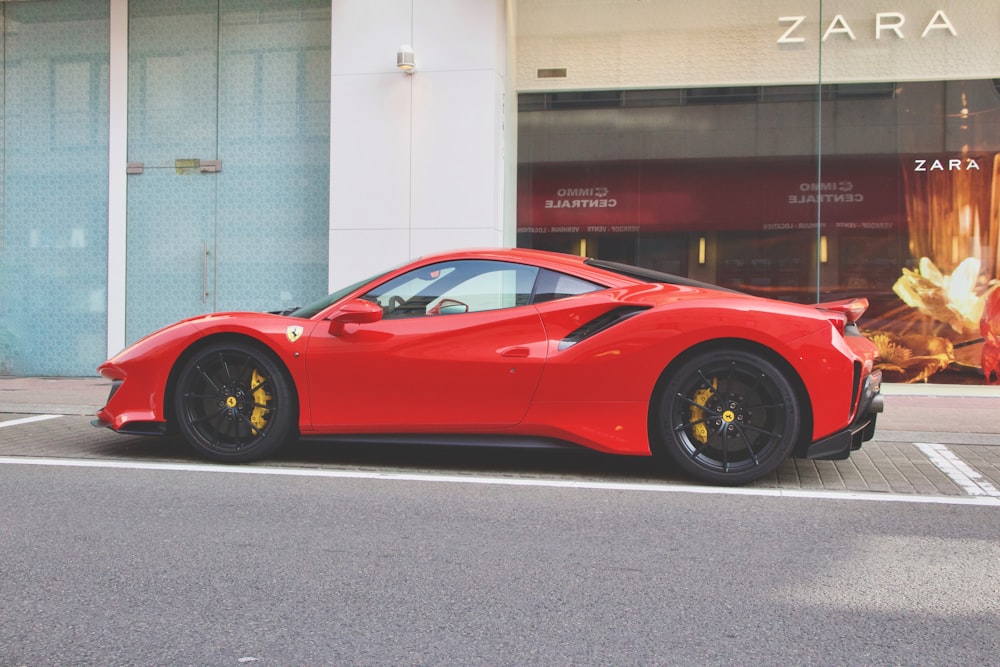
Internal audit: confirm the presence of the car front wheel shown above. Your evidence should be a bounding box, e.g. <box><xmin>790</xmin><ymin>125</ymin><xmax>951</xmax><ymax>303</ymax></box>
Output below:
<box><xmin>173</xmin><ymin>341</ymin><xmax>296</xmax><ymax>462</ymax></box>
<box><xmin>653</xmin><ymin>349</ymin><xmax>801</xmax><ymax>485</ymax></box>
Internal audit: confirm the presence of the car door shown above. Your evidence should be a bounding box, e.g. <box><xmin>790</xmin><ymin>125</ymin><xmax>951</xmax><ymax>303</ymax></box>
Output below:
<box><xmin>304</xmin><ymin>260</ymin><xmax>548</xmax><ymax>431</ymax></box>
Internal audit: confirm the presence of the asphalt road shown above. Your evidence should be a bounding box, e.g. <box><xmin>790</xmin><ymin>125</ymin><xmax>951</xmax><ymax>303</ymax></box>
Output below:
<box><xmin>2</xmin><ymin>458</ymin><xmax>999</xmax><ymax>666</ymax></box>
<box><xmin>3</xmin><ymin>382</ymin><xmax>1000</xmax><ymax>664</ymax></box>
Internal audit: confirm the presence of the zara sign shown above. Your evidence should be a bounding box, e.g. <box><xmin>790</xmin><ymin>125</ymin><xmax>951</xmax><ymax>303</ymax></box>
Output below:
<box><xmin>778</xmin><ymin>10</ymin><xmax>958</xmax><ymax>43</ymax></box>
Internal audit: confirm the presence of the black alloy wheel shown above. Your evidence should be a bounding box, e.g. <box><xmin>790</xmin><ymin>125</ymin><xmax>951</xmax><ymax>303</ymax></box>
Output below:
<box><xmin>654</xmin><ymin>349</ymin><xmax>801</xmax><ymax>485</ymax></box>
<box><xmin>173</xmin><ymin>341</ymin><xmax>296</xmax><ymax>462</ymax></box>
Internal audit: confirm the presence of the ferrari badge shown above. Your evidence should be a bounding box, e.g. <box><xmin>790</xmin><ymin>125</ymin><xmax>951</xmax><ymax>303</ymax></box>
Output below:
<box><xmin>286</xmin><ymin>325</ymin><xmax>304</xmax><ymax>343</ymax></box>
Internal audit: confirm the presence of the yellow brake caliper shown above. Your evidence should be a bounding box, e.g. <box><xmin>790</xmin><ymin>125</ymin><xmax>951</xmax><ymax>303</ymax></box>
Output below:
<box><xmin>689</xmin><ymin>378</ymin><xmax>717</xmax><ymax>444</ymax></box>
<box><xmin>249</xmin><ymin>368</ymin><xmax>272</xmax><ymax>432</ymax></box>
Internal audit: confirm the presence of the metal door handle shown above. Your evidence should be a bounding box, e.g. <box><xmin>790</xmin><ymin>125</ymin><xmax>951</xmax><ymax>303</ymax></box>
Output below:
<box><xmin>500</xmin><ymin>346</ymin><xmax>531</xmax><ymax>358</ymax></box>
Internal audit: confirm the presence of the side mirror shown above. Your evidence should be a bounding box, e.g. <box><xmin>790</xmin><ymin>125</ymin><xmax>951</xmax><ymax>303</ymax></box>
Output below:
<box><xmin>328</xmin><ymin>299</ymin><xmax>383</xmax><ymax>336</ymax></box>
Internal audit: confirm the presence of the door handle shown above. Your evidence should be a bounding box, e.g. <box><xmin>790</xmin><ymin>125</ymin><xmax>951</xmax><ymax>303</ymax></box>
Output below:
<box><xmin>202</xmin><ymin>242</ymin><xmax>209</xmax><ymax>304</ymax></box>
<box><xmin>500</xmin><ymin>346</ymin><xmax>531</xmax><ymax>358</ymax></box>
<box><xmin>128</xmin><ymin>160</ymin><xmax>219</xmax><ymax>174</ymax></box>
<box><xmin>172</xmin><ymin>159</ymin><xmax>221</xmax><ymax>173</ymax></box>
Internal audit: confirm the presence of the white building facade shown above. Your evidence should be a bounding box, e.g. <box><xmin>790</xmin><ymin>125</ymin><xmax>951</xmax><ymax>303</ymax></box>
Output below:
<box><xmin>1</xmin><ymin>0</ymin><xmax>999</xmax><ymax>384</ymax></box>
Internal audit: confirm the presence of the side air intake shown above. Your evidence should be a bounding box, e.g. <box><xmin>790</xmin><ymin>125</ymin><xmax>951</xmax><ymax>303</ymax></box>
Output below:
<box><xmin>558</xmin><ymin>306</ymin><xmax>648</xmax><ymax>351</ymax></box>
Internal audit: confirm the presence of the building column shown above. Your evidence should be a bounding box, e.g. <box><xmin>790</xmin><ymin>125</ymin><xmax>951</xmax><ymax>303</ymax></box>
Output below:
<box><xmin>328</xmin><ymin>0</ymin><xmax>510</xmax><ymax>289</ymax></box>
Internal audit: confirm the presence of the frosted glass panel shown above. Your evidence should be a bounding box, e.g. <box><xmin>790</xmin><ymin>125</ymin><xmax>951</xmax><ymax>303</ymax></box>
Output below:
<box><xmin>0</xmin><ymin>1</ymin><xmax>109</xmax><ymax>376</ymax></box>
<box><xmin>125</xmin><ymin>0</ymin><xmax>331</xmax><ymax>340</ymax></box>
<box><xmin>125</xmin><ymin>0</ymin><xmax>219</xmax><ymax>343</ymax></box>
<box><xmin>215</xmin><ymin>0</ymin><xmax>330</xmax><ymax>313</ymax></box>
<box><xmin>127</xmin><ymin>0</ymin><xmax>218</xmax><ymax>167</ymax></box>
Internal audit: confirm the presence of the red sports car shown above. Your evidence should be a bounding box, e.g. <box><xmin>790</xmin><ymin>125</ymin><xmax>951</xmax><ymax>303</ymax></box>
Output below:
<box><xmin>95</xmin><ymin>248</ymin><xmax>883</xmax><ymax>485</ymax></box>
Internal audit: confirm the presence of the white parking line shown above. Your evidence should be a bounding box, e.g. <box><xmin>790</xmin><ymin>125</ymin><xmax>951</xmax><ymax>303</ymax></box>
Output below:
<box><xmin>1</xmin><ymin>455</ymin><xmax>999</xmax><ymax>507</ymax></box>
<box><xmin>915</xmin><ymin>442</ymin><xmax>1000</xmax><ymax>497</ymax></box>
<box><xmin>0</xmin><ymin>414</ymin><xmax>62</xmax><ymax>429</ymax></box>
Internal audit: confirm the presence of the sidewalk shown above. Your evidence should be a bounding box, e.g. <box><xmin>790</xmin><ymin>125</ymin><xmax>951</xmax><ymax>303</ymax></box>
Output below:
<box><xmin>1</xmin><ymin>375</ymin><xmax>998</xmax><ymax>439</ymax></box>
<box><xmin>0</xmin><ymin>376</ymin><xmax>112</xmax><ymax>416</ymax></box>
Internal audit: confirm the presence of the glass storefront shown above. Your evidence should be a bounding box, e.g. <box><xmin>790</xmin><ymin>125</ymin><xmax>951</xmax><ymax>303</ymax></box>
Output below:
<box><xmin>124</xmin><ymin>0</ymin><xmax>330</xmax><ymax>344</ymax></box>
<box><xmin>516</xmin><ymin>2</ymin><xmax>1000</xmax><ymax>385</ymax></box>
<box><xmin>2</xmin><ymin>1</ymin><xmax>999</xmax><ymax>385</ymax></box>
<box><xmin>0</xmin><ymin>0</ymin><xmax>330</xmax><ymax>376</ymax></box>
<box><xmin>0</xmin><ymin>0</ymin><xmax>110</xmax><ymax>376</ymax></box>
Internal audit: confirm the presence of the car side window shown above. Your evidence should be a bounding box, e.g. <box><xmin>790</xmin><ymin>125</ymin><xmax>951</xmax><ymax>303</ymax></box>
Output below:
<box><xmin>531</xmin><ymin>269</ymin><xmax>604</xmax><ymax>304</ymax></box>
<box><xmin>363</xmin><ymin>260</ymin><xmax>540</xmax><ymax>318</ymax></box>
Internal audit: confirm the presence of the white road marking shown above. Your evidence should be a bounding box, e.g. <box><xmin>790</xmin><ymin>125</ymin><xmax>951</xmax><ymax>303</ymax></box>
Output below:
<box><xmin>915</xmin><ymin>442</ymin><xmax>1000</xmax><ymax>497</ymax></box>
<box><xmin>1</xmin><ymin>455</ymin><xmax>999</xmax><ymax>507</ymax></box>
<box><xmin>0</xmin><ymin>414</ymin><xmax>62</xmax><ymax>429</ymax></box>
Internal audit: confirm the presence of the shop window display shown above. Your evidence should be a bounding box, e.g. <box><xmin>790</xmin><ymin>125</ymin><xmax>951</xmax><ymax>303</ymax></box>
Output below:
<box><xmin>518</xmin><ymin>80</ymin><xmax>1000</xmax><ymax>384</ymax></box>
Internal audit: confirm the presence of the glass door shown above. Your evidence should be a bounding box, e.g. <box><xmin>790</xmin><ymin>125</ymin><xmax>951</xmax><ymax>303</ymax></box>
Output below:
<box><xmin>0</xmin><ymin>0</ymin><xmax>110</xmax><ymax>375</ymax></box>
<box><xmin>126</xmin><ymin>0</ymin><xmax>330</xmax><ymax>344</ymax></box>
<box><xmin>126</xmin><ymin>0</ymin><xmax>220</xmax><ymax>343</ymax></box>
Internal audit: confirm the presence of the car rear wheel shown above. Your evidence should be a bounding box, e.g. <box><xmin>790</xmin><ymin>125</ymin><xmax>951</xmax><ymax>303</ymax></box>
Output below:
<box><xmin>173</xmin><ymin>341</ymin><xmax>295</xmax><ymax>462</ymax></box>
<box><xmin>653</xmin><ymin>349</ymin><xmax>801</xmax><ymax>485</ymax></box>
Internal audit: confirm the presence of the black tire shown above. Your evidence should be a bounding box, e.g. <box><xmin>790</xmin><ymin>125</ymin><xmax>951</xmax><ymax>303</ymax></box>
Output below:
<box><xmin>652</xmin><ymin>349</ymin><xmax>801</xmax><ymax>485</ymax></box>
<box><xmin>173</xmin><ymin>341</ymin><xmax>296</xmax><ymax>462</ymax></box>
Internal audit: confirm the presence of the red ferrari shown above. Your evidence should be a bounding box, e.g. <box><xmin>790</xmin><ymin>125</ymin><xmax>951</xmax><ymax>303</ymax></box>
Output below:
<box><xmin>95</xmin><ymin>248</ymin><xmax>883</xmax><ymax>485</ymax></box>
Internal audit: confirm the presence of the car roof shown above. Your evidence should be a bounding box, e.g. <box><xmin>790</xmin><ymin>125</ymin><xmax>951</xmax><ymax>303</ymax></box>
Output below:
<box><xmin>413</xmin><ymin>247</ymin><xmax>736</xmax><ymax>293</ymax></box>
<box><xmin>412</xmin><ymin>247</ymin><xmax>632</xmax><ymax>284</ymax></box>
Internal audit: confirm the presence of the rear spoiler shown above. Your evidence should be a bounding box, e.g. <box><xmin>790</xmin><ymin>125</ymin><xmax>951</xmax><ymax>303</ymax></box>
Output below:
<box><xmin>815</xmin><ymin>297</ymin><xmax>869</xmax><ymax>325</ymax></box>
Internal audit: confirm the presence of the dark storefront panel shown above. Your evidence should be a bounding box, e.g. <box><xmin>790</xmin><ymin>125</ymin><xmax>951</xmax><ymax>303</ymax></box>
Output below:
<box><xmin>518</xmin><ymin>82</ymin><xmax>1000</xmax><ymax>385</ymax></box>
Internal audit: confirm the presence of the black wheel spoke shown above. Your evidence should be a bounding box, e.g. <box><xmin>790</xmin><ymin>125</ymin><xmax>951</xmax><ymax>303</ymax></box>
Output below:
<box><xmin>195</xmin><ymin>364</ymin><xmax>222</xmax><ymax>393</ymax></box>
<box><xmin>744</xmin><ymin>371</ymin><xmax>764</xmax><ymax>397</ymax></box>
<box><xmin>219</xmin><ymin>352</ymin><xmax>235</xmax><ymax>385</ymax></box>
<box><xmin>732</xmin><ymin>426</ymin><xmax>762</xmax><ymax>467</ymax></box>
<box><xmin>694</xmin><ymin>370</ymin><xmax>718</xmax><ymax>397</ymax></box>
<box><xmin>235</xmin><ymin>412</ymin><xmax>262</xmax><ymax>436</ymax></box>
<box><xmin>673</xmin><ymin>391</ymin><xmax>722</xmax><ymax>414</ymax></box>
<box><xmin>183</xmin><ymin>391</ymin><xmax>221</xmax><ymax>402</ymax></box>
<box><xmin>723</xmin><ymin>361</ymin><xmax>737</xmax><ymax>398</ymax></box>
<box><xmin>687</xmin><ymin>439</ymin><xmax>713</xmax><ymax>460</ymax></box>
<box><xmin>746</xmin><ymin>400</ymin><xmax>784</xmax><ymax>412</ymax></box>
<box><xmin>739</xmin><ymin>421</ymin><xmax>784</xmax><ymax>440</ymax></box>
<box><xmin>721</xmin><ymin>430</ymin><xmax>730</xmax><ymax>471</ymax></box>
<box><xmin>672</xmin><ymin>405</ymin><xmax>716</xmax><ymax>431</ymax></box>
<box><xmin>190</xmin><ymin>407</ymin><xmax>226</xmax><ymax>425</ymax></box>
<box><xmin>250</xmin><ymin>374</ymin><xmax>271</xmax><ymax>393</ymax></box>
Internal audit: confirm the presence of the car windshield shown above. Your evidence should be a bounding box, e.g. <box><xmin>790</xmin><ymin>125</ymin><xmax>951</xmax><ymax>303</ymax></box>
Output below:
<box><xmin>288</xmin><ymin>271</ymin><xmax>390</xmax><ymax>319</ymax></box>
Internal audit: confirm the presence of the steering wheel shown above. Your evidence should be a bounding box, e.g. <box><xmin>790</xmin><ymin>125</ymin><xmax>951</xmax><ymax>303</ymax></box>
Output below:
<box><xmin>388</xmin><ymin>295</ymin><xmax>406</xmax><ymax>311</ymax></box>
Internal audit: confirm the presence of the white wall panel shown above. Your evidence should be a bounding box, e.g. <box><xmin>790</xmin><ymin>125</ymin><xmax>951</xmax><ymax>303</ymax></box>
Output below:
<box><xmin>517</xmin><ymin>0</ymin><xmax>1000</xmax><ymax>90</ymax></box>
<box><xmin>413</xmin><ymin>0</ymin><xmax>503</xmax><ymax>72</ymax></box>
<box><xmin>410</xmin><ymin>70</ymin><xmax>501</xmax><ymax>232</ymax></box>
<box><xmin>329</xmin><ymin>228</ymin><xmax>412</xmax><ymax>283</ymax></box>
<box><xmin>330</xmin><ymin>0</ymin><xmax>412</xmax><ymax>75</ymax></box>
<box><xmin>329</xmin><ymin>73</ymin><xmax>411</xmax><ymax>232</ymax></box>
<box><xmin>411</xmin><ymin>226</ymin><xmax>503</xmax><ymax>258</ymax></box>
<box><xmin>329</xmin><ymin>0</ymin><xmax>508</xmax><ymax>289</ymax></box>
